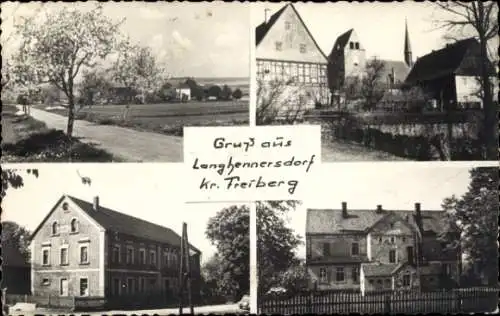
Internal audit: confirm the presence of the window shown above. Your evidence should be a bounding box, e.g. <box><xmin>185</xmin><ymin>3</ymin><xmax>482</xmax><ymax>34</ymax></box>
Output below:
<box><xmin>384</xmin><ymin>278</ymin><xmax>391</xmax><ymax>289</ymax></box>
<box><xmin>127</xmin><ymin>278</ymin><xmax>135</xmax><ymax>295</ymax></box>
<box><xmin>407</xmin><ymin>246</ymin><xmax>414</xmax><ymax>264</ymax></box>
<box><xmin>319</xmin><ymin>268</ymin><xmax>328</xmax><ymax>283</ymax></box>
<box><xmin>80</xmin><ymin>245</ymin><xmax>89</xmax><ymax>264</ymax></box>
<box><xmin>369</xmin><ymin>279</ymin><xmax>374</xmax><ymax>284</ymax></box>
<box><xmin>323</xmin><ymin>242</ymin><xmax>330</xmax><ymax>256</ymax></box>
<box><xmin>164</xmin><ymin>278</ymin><xmax>170</xmax><ymax>290</ymax></box>
<box><xmin>336</xmin><ymin>267</ymin><xmax>345</xmax><ymax>282</ymax></box>
<box><xmin>70</xmin><ymin>218</ymin><xmax>78</xmax><ymax>233</ymax></box>
<box><xmin>112</xmin><ymin>245</ymin><xmax>120</xmax><ymax>263</ymax></box>
<box><xmin>285</xmin><ymin>21</ymin><xmax>291</xmax><ymax>30</ymax></box>
<box><xmin>355</xmin><ymin>42</ymin><xmax>360</xmax><ymax>49</ymax></box>
<box><xmin>60</xmin><ymin>247</ymin><xmax>69</xmax><ymax>265</ymax></box>
<box><xmin>389</xmin><ymin>250</ymin><xmax>396</xmax><ymax>263</ymax></box>
<box><xmin>139</xmin><ymin>277</ymin><xmax>146</xmax><ymax>292</ymax></box>
<box><xmin>148</xmin><ymin>278</ymin><xmax>157</xmax><ymax>290</ymax></box>
<box><xmin>275</xmin><ymin>41</ymin><xmax>283</xmax><ymax>51</ymax></box>
<box><xmin>390</xmin><ymin>223</ymin><xmax>394</xmax><ymax>229</ymax></box>
<box><xmin>352</xmin><ymin>267</ymin><xmax>359</xmax><ymax>283</ymax></box>
<box><xmin>349</xmin><ymin>42</ymin><xmax>354</xmax><ymax>49</ymax></box>
<box><xmin>42</xmin><ymin>248</ymin><xmax>50</xmax><ymax>266</ymax></box>
<box><xmin>403</xmin><ymin>274</ymin><xmax>411</xmax><ymax>286</ymax></box>
<box><xmin>378</xmin><ymin>237</ymin><xmax>382</xmax><ymax>244</ymax></box>
<box><xmin>62</xmin><ymin>202</ymin><xmax>69</xmax><ymax>211</ymax></box>
<box><xmin>150</xmin><ymin>250</ymin><xmax>157</xmax><ymax>266</ymax></box>
<box><xmin>164</xmin><ymin>252</ymin><xmax>170</xmax><ymax>267</ymax></box>
<box><xmin>402</xmin><ymin>236</ymin><xmax>406</xmax><ymax>242</ymax></box>
<box><xmin>52</xmin><ymin>222</ymin><xmax>59</xmax><ymax>235</ymax></box>
<box><xmin>390</xmin><ymin>236</ymin><xmax>395</xmax><ymax>244</ymax></box>
<box><xmin>351</xmin><ymin>243</ymin><xmax>359</xmax><ymax>256</ymax></box>
<box><xmin>140</xmin><ymin>249</ymin><xmax>146</xmax><ymax>265</ymax></box>
<box><xmin>299</xmin><ymin>44</ymin><xmax>307</xmax><ymax>53</ymax></box>
<box><xmin>80</xmin><ymin>278</ymin><xmax>89</xmax><ymax>296</ymax></box>
<box><xmin>42</xmin><ymin>278</ymin><xmax>50</xmax><ymax>286</ymax></box>
<box><xmin>443</xmin><ymin>263</ymin><xmax>451</xmax><ymax>275</ymax></box>
<box><xmin>60</xmin><ymin>278</ymin><xmax>69</xmax><ymax>296</ymax></box>
<box><xmin>112</xmin><ymin>278</ymin><xmax>120</xmax><ymax>295</ymax></box>
<box><xmin>126</xmin><ymin>246</ymin><xmax>134</xmax><ymax>264</ymax></box>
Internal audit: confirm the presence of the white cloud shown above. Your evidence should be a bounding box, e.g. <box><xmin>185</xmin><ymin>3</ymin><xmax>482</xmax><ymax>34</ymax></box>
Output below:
<box><xmin>171</xmin><ymin>30</ymin><xmax>192</xmax><ymax>50</ymax></box>
<box><xmin>138</xmin><ymin>7</ymin><xmax>167</xmax><ymax>20</ymax></box>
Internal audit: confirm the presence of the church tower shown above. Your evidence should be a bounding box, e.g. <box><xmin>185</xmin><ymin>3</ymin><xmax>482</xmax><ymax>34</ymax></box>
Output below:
<box><xmin>404</xmin><ymin>18</ymin><xmax>413</xmax><ymax>67</ymax></box>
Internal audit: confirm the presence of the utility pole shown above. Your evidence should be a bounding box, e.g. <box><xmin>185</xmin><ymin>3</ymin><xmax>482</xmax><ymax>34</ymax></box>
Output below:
<box><xmin>178</xmin><ymin>222</ymin><xmax>194</xmax><ymax>315</ymax></box>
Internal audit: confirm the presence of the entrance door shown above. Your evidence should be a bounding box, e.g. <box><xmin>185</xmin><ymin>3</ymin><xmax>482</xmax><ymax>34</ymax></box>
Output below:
<box><xmin>60</xmin><ymin>279</ymin><xmax>69</xmax><ymax>296</ymax></box>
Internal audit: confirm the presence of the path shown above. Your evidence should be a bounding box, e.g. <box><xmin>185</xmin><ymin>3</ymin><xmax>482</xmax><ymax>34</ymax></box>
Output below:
<box><xmin>322</xmin><ymin>140</ymin><xmax>409</xmax><ymax>161</ymax></box>
<box><xmin>23</xmin><ymin>106</ymin><xmax>184</xmax><ymax>162</ymax></box>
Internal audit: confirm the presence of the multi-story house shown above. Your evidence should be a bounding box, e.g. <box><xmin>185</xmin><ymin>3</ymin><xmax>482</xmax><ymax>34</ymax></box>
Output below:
<box><xmin>255</xmin><ymin>3</ymin><xmax>329</xmax><ymax>114</ymax></box>
<box><xmin>306</xmin><ymin>202</ymin><xmax>460</xmax><ymax>295</ymax></box>
<box><xmin>404</xmin><ymin>37</ymin><xmax>497</xmax><ymax>111</ymax></box>
<box><xmin>30</xmin><ymin>195</ymin><xmax>201</xmax><ymax>307</ymax></box>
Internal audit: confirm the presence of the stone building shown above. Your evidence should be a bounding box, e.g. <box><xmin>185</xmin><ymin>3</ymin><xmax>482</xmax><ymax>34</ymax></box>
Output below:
<box><xmin>29</xmin><ymin>195</ymin><xmax>201</xmax><ymax>308</ymax></box>
<box><xmin>306</xmin><ymin>202</ymin><xmax>460</xmax><ymax>295</ymax></box>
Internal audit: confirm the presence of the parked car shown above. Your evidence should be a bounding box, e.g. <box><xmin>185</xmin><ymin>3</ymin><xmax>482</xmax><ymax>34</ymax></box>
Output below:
<box><xmin>238</xmin><ymin>294</ymin><xmax>250</xmax><ymax>311</ymax></box>
<box><xmin>266</xmin><ymin>286</ymin><xmax>288</xmax><ymax>295</ymax></box>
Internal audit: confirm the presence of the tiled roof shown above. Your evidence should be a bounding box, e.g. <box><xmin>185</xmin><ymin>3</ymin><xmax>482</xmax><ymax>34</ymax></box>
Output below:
<box><xmin>306</xmin><ymin>208</ymin><xmax>446</xmax><ymax>235</ymax></box>
<box><xmin>67</xmin><ymin>196</ymin><xmax>201</xmax><ymax>254</ymax></box>
<box><xmin>1</xmin><ymin>241</ymin><xmax>29</xmax><ymax>267</ymax></box>
<box><xmin>405</xmin><ymin>37</ymin><xmax>495</xmax><ymax>84</ymax></box>
<box><xmin>362</xmin><ymin>262</ymin><xmax>399</xmax><ymax>277</ymax></box>
<box><xmin>255</xmin><ymin>4</ymin><xmax>288</xmax><ymax>46</ymax></box>
<box><xmin>331</xmin><ymin>29</ymin><xmax>354</xmax><ymax>51</ymax></box>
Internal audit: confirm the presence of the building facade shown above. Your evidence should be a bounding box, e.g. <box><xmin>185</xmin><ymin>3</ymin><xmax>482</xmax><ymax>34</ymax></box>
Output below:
<box><xmin>404</xmin><ymin>37</ymin><xmax>497</xmax><ymax>110</ymax></box>
<box><xmin>306</xmin><ymin>202</ymin><xmax>460</xmax><ymax>295</ymax></box>
<box><xmin>30</xmin><ymin>195</ymin><xmax>201</xmax><ymax>306</ymax></box>
<box><xmin>256</xmin><ymin>3</ymin><xmax>329</xmax><ymax>114</ymax></box>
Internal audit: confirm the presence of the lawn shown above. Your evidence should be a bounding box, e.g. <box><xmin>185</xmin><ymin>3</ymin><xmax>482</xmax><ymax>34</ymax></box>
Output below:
<box><xmin>38</xmin><ymin>100</ymin><xmax>249</xmax><ymax>136</ymax></box>
<box><xmin>1</xmin><ymin>104</ymin><xmax>119</xmax><ymax>163</ymax></box>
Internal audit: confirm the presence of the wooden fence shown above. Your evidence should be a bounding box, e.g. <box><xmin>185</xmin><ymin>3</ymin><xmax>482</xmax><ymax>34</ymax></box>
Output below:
<box><xmin>259</xmin><ymin>287</ymin><xmax>499</xmax><ymax>314</ymax></box>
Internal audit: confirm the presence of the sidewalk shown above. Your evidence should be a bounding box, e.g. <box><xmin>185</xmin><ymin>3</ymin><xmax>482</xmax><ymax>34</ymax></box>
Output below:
<box><xmin>23</xmin><ymin>106</ymin><xmax>184</xmax><ymax>162</ymax></box>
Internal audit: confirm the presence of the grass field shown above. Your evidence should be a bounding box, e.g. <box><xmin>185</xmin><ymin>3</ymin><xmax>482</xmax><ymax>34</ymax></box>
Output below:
<box><xmin>39</xmin><ymin>100</ymin><xmax>249</xmax><ymax>135</ymax></box>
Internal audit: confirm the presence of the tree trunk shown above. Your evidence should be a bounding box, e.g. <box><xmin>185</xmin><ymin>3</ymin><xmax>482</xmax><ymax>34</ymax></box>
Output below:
<box><xmin>67</xmin><ymin>94</ymin><xmax>75</xmax><ymax>138</ymax></box>
<box><xmin>479</xmin><ymin>38</ymin><xmax>497</xmax><ymax>160</ymax></box>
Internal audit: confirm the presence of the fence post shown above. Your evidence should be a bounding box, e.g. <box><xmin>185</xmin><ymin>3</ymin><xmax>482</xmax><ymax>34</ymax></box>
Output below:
<box><xmin>308</xmin><ymin>291</ymin><xmax>313</xmax><ymax>314</ymax></box>
<box><xmin>384</xmin><ymin>294</ymin><xmax>391</xmax><ymax>314</ymax></box>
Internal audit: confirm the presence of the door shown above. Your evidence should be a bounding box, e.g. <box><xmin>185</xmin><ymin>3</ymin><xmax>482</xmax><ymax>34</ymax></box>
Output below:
<box><xmin>60</xmin><ymin>279</ymin><xmax>69</xmax><ymax>296</ymax></box>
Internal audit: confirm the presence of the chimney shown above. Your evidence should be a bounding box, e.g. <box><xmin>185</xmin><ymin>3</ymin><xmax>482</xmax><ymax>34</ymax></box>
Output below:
<box><xmin>93</xmin><ymin>196</ymin><xmax>99</xmax><ymax>211</ymax></box>
<box><xmin>376</xmin><ymin>205</ymin><xmax>383</xmax><ymax>213</ymax></box>
<box><xmin>264</xmin><ymin>8</ymin><xmax>271</xmax><ymax>24</ymax></box>
<box><xmin>341</xmin><ymin>202</ymin><xmax>348</xmax><ymax>218</ymax></box>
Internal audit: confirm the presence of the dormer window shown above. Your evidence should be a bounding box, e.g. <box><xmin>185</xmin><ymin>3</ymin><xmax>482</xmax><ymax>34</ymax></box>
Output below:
<box><xmin>275</xmin><ymin>41</ymin><xmax>283</xmax><ymax>51</ymax></box>
<box><xmin>284</xmin><ymin>21</ymin><xmax>291</xmax><ymax>30</ymax></box>
<box><xmin>52</xmin><ymin>222</ymin><xmax>59</xmax><ymax>235</ymax></box>
<box><xmin>299</xmin><ymin>44</ymin><xmax>307</xmax><ymax>53</ymax></box>
<box><xmin>70</xmin><ymin>218</ymin><xmax>78</xmax><ymax>233</ymax></box>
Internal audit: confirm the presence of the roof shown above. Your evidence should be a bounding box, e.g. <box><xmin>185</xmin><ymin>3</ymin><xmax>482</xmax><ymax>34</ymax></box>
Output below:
<box><xmin>306</xmin><ymin>208</ymin><xmax>446</xmax><ymax>235</ymax></box>
<box><xmin>31</xmin><ymin>195</ymin><xmax>200</xmax><ymax>254</ymax></box>
<box><xmin>332</xmin><ymin>29</ymin><xmax>354</xmax><ymax>51</ymax></box>
<box><xmin>255</xmin><ymin>3</ymin><xmax>328</xmax><ymax>60</ymax></box>
<box><xmin>405</xmin><ymin>37</ymin><xmax>495</xmax><ymax>84</ymax></box>
<box><xmin>362</xmin><ymin>262</ymin><xmax>400</xmax><ymax>277</ymax></box>
<box><xmin>377</xmin><ymin>59</ymin><xmax>411</xmax><ymax>84</ymax></box>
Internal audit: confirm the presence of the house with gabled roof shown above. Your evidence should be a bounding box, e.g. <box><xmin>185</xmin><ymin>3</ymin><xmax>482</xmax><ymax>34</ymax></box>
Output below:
<box><xmin>29</xmin><ymin>194</ymin><xmax>201</xmax><ymax>309</ymax></box>
<box><xmin>404</xmin><ymin>37</ymin><xmax>497</xmax><ymax>111</ymax></box>
<box><xmin>255</xmin><ymin>3</ymin><xmax>330</xmax><ymax>112</ymax></box>
<box><xmin>306</xmin><ymin>202</ymin><xmax>460</xmax><ymax>295</ymax></box>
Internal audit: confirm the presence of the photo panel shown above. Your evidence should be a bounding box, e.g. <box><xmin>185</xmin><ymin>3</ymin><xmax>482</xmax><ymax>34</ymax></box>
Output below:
<box><xmin>256</xmin><ymin>162</ymin><xmax>499</xmax><ymax>314</ymax></box>
<box><xmin>253</xmin><ymin>2</ymin><xmax>498</xmax><ymax>162</ymax></box>
<box><xmin>1</xmin><ymin>1</ymin><xmax>251</xmax><ymax>163</ymax></box>
<box><xmin>2</xmin><ymin>164</ymin><xmax>251</xmax><ymax>315</ymax></box>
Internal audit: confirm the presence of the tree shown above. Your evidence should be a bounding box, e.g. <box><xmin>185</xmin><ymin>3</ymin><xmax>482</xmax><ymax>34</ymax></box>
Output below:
<box><xmin>1</xmin><ymin>169</ymin><xmax>39</xmax><ymax>199</ymax></box>
<box><xmin>232</xmin><ymin>88</ymin><xmax>243</xmax><ymax>100</ymax></box>
<box><xmin>1</xmin><ymin>221</ymin><xmax>32</xmax><ymax>264</ymax></box>
<box><xmin>434</xmin><ymin>2</ymin><xmax>499</xmax><ymax>160</ymax></box>
<box><xmin>207</xmin><ymin>85</ymin><xmax>222</xmax><ymax>99</ymax></box>
<box><xmin>256</xmin><ymin>79</ymin><xmax>315</xmax><ymax>125</ymax></box>
<box><xmin>257</xmin><ymin>201</ymin><xmax>302</xmax><ymax>294</ymax></box>
<box><xmin>278</xmin><ymin>261</ymin><xmax>311</xmax><ymax>294</ymax></box>
<box><xmin>200</xmin><ymin>254</ymin><xmax>227</xmax><ymax>303</ymax></box>
<box><xmin>438</xmin><ymin>167</ymin><xmax>499</xmax><ymax>286</ymax></box>
<box><xmin>361</xmin><ymin>58</ymin><xmax>386</xmax><ymax>111</ymax></box>
<box><xmin>12</xmin><ymin>4</ymin><xmax>124</xmax><ymax>137</ymax></box>
<box><xmin>205</xmin><ymin>205</ymin><xmax>249</xmax><ymax>300</ymax></box>
<box><xmin>110</xmin><ymin>42</ymin><xmax>166</xmax><ymax>104</ymax></box>
<box><xmin>185</xmin><ymin>78</ymin><xmax>204</xmax><ymax>101</ymax></box>
<box><xmin>78</xmin><ymin>69</ymin><xmax>112</xmax><ymax>107</ymax></box>
<box><xmin>220</xmin><ymin>84</ymin><xmax>233</xmax><ymax>101</ymax></box>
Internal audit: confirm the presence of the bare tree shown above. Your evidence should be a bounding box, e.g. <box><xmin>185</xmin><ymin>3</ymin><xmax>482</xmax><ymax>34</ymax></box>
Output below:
<box><xmin>361</xmin><ymin>58</ymin><xmax>386</xmax><ymax>111</ymax></box>
<box><xmin>256</xmin><ymin>78</ymin><xmax>314</xmax><ymax>125</ymax></box>
<box><xmin>434</xmin><ymin>2</ymin><xmax>498</xmax><ymax>160</ymax></box>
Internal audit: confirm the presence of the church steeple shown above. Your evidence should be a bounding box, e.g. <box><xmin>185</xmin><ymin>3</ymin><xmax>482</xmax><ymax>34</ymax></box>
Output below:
<box><xmin>404</xmin><ymin>18</ymin><xmax>413</xmax><ymax>67</ymax></box>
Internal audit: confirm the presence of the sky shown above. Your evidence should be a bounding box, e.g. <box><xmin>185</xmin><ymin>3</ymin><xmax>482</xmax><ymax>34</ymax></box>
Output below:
<box><xmin>1</xmin><ymin>1</ymin><xmax>250</xmax><ymax>78</ymax></box>
<box><xmin>276</xmin><ymin>162</ymin><xmax>494</xmax><ymax>260</ymax></box>
<box><xmin>252</xmin><ymin>2</ymin><xmax>499</xmax><ymax>61</ymax></box>
<box><xmin>1</xmin><ymin>164</ymin><xmax>247</xmax><ymax>265</ymax></box>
